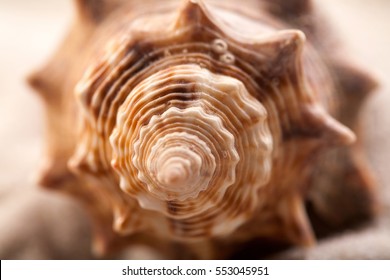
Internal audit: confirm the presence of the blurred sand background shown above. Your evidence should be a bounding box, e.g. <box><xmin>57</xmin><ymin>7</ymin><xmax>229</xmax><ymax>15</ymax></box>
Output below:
<box><xmin>0</xmin><ymin>0</ymin><xmax>389</xmax><ymax>259</ymax></box>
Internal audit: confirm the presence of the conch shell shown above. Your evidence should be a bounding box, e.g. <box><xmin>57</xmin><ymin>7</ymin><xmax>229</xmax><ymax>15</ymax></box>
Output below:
<box><xmin>28</xmin><ymin>0</ymin><xmax>378</xmax><ymax>258</ymax></box>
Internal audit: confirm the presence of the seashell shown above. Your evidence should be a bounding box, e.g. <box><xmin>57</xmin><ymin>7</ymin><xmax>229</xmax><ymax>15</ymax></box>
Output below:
<box><xmin>28</xmin><ymin>0</ymin><xmax>379</xmax><ymax>258</ymax></box>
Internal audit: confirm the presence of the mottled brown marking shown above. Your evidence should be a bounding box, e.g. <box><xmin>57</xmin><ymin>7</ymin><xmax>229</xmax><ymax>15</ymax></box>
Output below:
<box><xmin>167</xmin><ymin>201</ymin><xmax>178</xmax><ymax>214</ymax></box>
<box><xmin>265</xmin><ymin>0</ymin><xmax>312</xmax><ymax>19</ymax></box>
<box><xmin>175</xmin><ymin>93</ymin><xmax>197</xmax><ymax>102</ymax></box>
<box><xmin>27</xmin><ymin>72</ymin><xmax>46</xmax><ymax>92</ymax></box>
<box><xmin>282</xmin><ymin>124</ymin><xmax>321</xmax><ymax>142</ymax></box>
<box><xmin>75</xmin><ymin>0</ymin><xmax>122</xmax><ymax>23</ymax></box>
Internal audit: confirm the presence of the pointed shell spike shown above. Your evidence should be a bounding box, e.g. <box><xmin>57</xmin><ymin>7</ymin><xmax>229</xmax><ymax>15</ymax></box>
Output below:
<box><xmin>174</xmin><ymin>0</ymin><xmax>213</xmax><ymax>29</ymax></box>
<box><xmin>302</xmin><ymin>105</ymin><xmax>356</xmax><ymax>145</ymax></box>
<box><xmin>280</xmin><ymin>194</ymin><xmax>316</xmax><ymax>246</ymax></box>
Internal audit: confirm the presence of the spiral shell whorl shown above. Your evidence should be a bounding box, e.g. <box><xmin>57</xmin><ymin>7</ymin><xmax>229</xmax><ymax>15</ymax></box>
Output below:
<box><xmin>148</xmin><ymin>131</ymin><xmax>214</xmax><ymax>198</ymax></box>
<box><xmin>109</xmin><ymin>64</ymin><xmax>272</xmax><ymax>236</ymax></box>
<box><xmin>134</xmin><ymin>110</ymin><xmax>226</xmax><ymax>202</ymax></box>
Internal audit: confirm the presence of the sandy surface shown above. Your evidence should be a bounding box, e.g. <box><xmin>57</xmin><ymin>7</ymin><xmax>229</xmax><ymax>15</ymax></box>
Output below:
<box><xmin>0</xmin><ymin>0</ymin><xmax>389</xmax><ymax>259</ymax></box>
